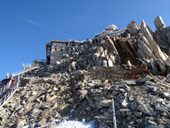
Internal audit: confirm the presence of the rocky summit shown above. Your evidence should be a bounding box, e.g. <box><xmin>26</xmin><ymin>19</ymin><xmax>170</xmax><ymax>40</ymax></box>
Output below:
<box><xmin>0</xmin><ymin>16</ymin><xmax>170</xmax><ymax>128</ymax></box>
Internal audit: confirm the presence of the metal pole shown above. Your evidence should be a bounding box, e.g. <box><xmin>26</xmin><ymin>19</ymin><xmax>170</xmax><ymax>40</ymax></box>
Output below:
<box><xmin>17</xmin><ymin>75</ymin><xmax>20</xmax><ymax>88</ymax></box>
<box><xmin>112</xmin><ymin>99</ymin><xmax>117</xmax><ymax>128</ymax></box>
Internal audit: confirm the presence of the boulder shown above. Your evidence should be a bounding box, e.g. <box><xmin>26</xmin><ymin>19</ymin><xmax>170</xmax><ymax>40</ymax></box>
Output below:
<box><xmin>38</xmin><ymin>118</ymin><xmax>47</xmax><ymax>126</ymax></box>
<box><xmin>100</xmin><ymin>99</ymin><xmax>112</xmax><ymax>107</ymax></box>
<box><xmin>137</xmin><ymin>100</ymin><xmax>156</xmax><ymax>116</ymax></box>
<box><xmin>136</xmin><ymin>75</ymin><xmax>151</xmax><ymax>85</ymax></box>
<box><xmin>79</xmin><ymin>90</ymin><xmax>88</xmax><ymax>101</ymax></box>
<box><xmin>155</xmin><ymin>59</ymin><xmax>167</xmax><ymax>75</ymax></box>
<box><xmin>102</xmin><ymin>60</ymin><xmax>108</xmax><ymax>67</ymax></box>
<box><xmin>108</xmin><ymin>59</ymin><xmax>114</xmax><ymax>67</ymax></box>
<box><xmin>69</xmin><ymin>61</ymin><xmax>76</xmax><ymax>71</ymax></box>
<box><xmin>121</xmin><ymin>98</ymin><xmax>128</xmax><ymax>107</ymax></box>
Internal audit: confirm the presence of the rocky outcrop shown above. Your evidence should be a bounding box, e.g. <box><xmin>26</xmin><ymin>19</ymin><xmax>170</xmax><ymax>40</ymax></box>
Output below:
<box><xmin>154</xmin><ymin>16</ymin><xmax>166</xmax><ymax>31</ymax></box>
<box><xmin>49</xmin><ymin>16</ymin><xmax>170</xmax><ymax>76</ymax></box>
<box><xmin>127</xmin><ymin>21</ymin><xmax>140</xmax><ymax>35</ymax></box>
<box><xmin>154</xmin><ymin>16</ymin><xmax>170</xmax><ymax>55</ymax></box>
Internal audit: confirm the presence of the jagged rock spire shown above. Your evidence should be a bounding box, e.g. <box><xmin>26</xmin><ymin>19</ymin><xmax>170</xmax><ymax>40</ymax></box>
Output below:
<box><xmin>127</xmin><ymin>21</ymin><xmax>140</xmax><ymax>35</ymax></box>
<box><xmin>154</xmin><ymin>16</ymin><xmax>166</xmax><ymax>30</ymax></box>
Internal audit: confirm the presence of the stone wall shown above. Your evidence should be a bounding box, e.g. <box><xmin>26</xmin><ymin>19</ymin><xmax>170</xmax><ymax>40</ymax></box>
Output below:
<box><xmin>84</xmin><ymin>66</ymin><xmax>151</xmax><ymax>83</ymax></box>
<box><xmin>50</xmin><ymin>45</ymin><xmax>68</xmax><ymax>65</ymax></box>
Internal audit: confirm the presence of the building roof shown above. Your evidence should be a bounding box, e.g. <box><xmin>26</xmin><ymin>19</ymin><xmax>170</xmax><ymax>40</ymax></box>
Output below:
<box><xmin>46</xmin><ymin>40</ymin><xmax>68</xmax><ymax>47</ymax></box>
<box><xmin>51</xmin><ymin>40</ymin><xmax>68</xmax><ymax>44</ymax></box>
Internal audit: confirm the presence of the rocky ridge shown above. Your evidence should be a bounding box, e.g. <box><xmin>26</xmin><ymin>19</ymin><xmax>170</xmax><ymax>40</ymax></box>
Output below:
<box><xmin>56</xmin><ymin>16</ymin><xmax>170</xmax><ymax>76</ymax></box>
<box><xmin>0</xmin><ymin>16</ymin><xmax>170</xmax><ymax>128</ymax></box>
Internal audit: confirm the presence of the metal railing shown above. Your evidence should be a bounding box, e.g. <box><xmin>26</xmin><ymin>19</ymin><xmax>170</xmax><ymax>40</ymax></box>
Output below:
<box><xmin>0</xmin><ymin>87</ymin><xmax>17</xmax><ymax>107</ymax></box>
<box><xmin>0</xmin><ymin>66</ymin><xmax>38</xmax><ymax>109</ymax></box>
<box><xmin>12</xmin><ymin>66</ymin><xmax>38</xmax><ymax>76</ymax></box>
<box><xmin>0</xmin><ymin>84</ymin><xmax>9</xmax><ymax>95</ymax></box>
<box><xmin>0</xmin><ymin>75</ymin><xmax>18</xmax><ymax>108</ymax></box>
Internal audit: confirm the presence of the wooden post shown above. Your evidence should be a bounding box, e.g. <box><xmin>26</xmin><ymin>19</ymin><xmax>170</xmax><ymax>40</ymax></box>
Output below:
<box><xmin>112</xmin><ymin>99</ymin><xmax>117</xmax><ymax>128</ymax></box>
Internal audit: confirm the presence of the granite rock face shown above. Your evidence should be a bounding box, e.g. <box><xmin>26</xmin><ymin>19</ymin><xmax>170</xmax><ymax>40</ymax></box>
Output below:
<box><xmin>47</xmin><ymin>16</ymin><xmax>170</xmax><ymax>76</ymax></box>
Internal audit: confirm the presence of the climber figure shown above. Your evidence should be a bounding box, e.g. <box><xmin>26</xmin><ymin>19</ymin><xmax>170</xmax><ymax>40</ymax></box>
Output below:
<box><xmin>12</xmin><ymin>79</ymin><xmax>16</xmax><ymax>85</ymax></box>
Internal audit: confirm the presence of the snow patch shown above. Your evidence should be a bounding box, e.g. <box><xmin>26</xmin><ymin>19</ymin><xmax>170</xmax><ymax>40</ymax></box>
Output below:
<box><xmin>22</xmin><ymin>120</ymin><xmax>95</xmax><ymax>128</ymax></box>
<box><xmin>55</xmin><ymin>120</ymin><xmax>95</xmax><ymax>128</ymax></box>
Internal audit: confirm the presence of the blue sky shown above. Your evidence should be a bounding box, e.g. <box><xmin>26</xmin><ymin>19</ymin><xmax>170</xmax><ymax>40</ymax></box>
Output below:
<box><xmin>0</xmin><ymin>0</ymin><xmax>170</xmax><ymax>80</ymax></box>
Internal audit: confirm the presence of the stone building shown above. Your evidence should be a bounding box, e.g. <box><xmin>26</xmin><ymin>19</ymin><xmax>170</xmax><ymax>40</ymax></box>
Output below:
<box><xmin>46</xmin><ymin>40</ymin><xmax>86</xmax><ymax>65</ymax></box>
<box><xmin>46</xmin><ymin>40</ymin><xmax>68</xmax><ymax>65</ymax></box>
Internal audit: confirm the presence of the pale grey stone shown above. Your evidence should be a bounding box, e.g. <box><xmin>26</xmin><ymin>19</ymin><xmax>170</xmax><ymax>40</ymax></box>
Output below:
<box><xmin>100</xmin><ymin>99</ymin><xmax>112</xmax><ymax>107</ymax></box>
<box><xmin>154</xmin><ymin>16</ymin><xmax>166</xmax><ymax>30</ymax></box>
<box><xmin>127</xmin><ymin>21</ymin><xmax>140</xmax><ymax>35</ymax></box>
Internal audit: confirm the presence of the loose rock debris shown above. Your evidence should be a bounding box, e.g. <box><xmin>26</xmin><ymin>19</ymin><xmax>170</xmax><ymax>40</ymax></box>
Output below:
<box><xmin>0</xmin><ymin>16</ymin><xmax>170</xmax><ymax>128</ymax></box>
